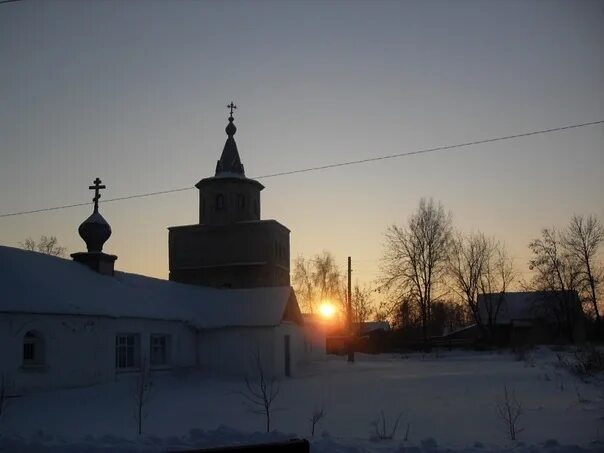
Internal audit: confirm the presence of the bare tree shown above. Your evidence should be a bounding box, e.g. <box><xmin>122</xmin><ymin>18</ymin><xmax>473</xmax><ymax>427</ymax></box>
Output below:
<box><xmin>370</xmin><ymin>410</ymin><xmax>403</xmax><ymax>440</ymax></box>
<box><xmin>529</xmin><ymin>228</ymin><xmax>583</xmax><ymax>342</ymax></box>
<box><xmin>496</xmin><ymin>386</ymin><xmax>523</xmax><ymax>441</ymax></box>
<box><xmin>20</xmin><ymin>235</ymin><xmax>67</xmax><ymax>257</ymax></box>
<box><xmin>352</xmin><ymin>284</ymin><xmax>375</xmax><ymax>330</ymax></box>
<box><xmin>379</xmin><ymin>198</ymin><xmax>452</xmax><ymax>344</ymax></box>
<box><xmin>479</xmin><ymin>243</ymin><xmax>515</xmax><ymax>336</ymax></box>
<box><xmin>448</xmin><ymin>232</ymin><xmax>492</xmax><ymax>328</ymax></box>
<box><xmin>240</xmin><ymin>350</ymin><xmax>280</xmax><ymax>433</ymax></box>
<box><xmin>293</xmin><ymin>251</ymin><xmax>343</xmax><ymax>315</ymax></box>
<box><xmin>132</xmin><ymin>358</ymin><xmax>153</xmax><ymax>435</ymax></box>
<box><xmin>563</xmin><ymin>215</ymin><xmax>603</xmax><ymax>323</ymax></box>
<box><xmin>309</xmin><ymin>403</ymin><xmax>327</xmax><ymax>436</ymax></box>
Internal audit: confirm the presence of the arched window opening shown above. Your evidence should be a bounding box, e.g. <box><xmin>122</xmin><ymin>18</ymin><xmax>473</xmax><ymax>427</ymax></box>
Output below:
<box><xmin>23</xmin><ymin>330</ymin><xmax>45</xmax><ymax>367</ymax></box>
<box><xmin>216</xmin><ymin>194</ymin><xmax>224</xmax><ymax>210</ymax></box>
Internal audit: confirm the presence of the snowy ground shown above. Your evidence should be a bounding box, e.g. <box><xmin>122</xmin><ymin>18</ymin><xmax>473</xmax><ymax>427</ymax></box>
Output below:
<box><xmin>1</xmin><ymin>347</ymin><xmax>602</xmax><ymax>452</ymax></box>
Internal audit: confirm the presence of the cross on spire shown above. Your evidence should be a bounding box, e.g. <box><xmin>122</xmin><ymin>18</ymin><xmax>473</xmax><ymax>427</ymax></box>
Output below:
<box><xmin>88</xmin><ymin>177</ymin><xmax>106</xmax><ymax>212</ymax></box>
<box><xmin>227</xmin><ymin>102</ymin><xmax>237</xmax><ymax>117</ymax></box>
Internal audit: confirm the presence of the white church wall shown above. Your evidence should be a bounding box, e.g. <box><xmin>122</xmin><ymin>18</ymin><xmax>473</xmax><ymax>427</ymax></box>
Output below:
<box><xmin>302</xmin><ymin>322</ymin><xmax>327</xmax><ymax>359</ymax></box>
<box><xmin>0</xmin><ymin>313</ymin><xmax>196</xmax><ymax>393</ymax></box>
<box><xmin>197</xmin><ymin>327</ymin><xmax>277</xmax><ymax>378</ymax></box>
<box><xmin>196</xmin><ymin>323</ymin><xmax>308</xmax><ymax>379</ymax></box>
<box><xmin>273</xmin><ymin>322</ymin><xmax>307</xmax><ymax>378</ymax></box>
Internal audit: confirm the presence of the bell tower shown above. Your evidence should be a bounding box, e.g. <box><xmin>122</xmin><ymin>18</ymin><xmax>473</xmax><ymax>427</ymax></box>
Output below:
<box><xmin>168</xmin><ymin>104</ymin><xmax>290</xmax><ymax>288</ymax></box>
<box><xmin>195</xmin><ymin>103</ymin><xmax>264</xmax><ymax>225</ymax></box>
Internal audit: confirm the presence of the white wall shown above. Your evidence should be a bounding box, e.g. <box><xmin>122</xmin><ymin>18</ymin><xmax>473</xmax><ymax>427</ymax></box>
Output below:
<box><xmin>197</xmin><ymin>326</ymin><xmax>277</xmax><ymax>377</ymax></box>
<box><xmin>274</xmin><ymin>322</ymin><xmax>307</xmax><ymax>377</ymax></box>
<box><xmin>196</xmin><ymin>322</ymin><xmax>308</xmax><ymax>379</ymax></box>
<box><xmin>301</xmin><ymin>322</ymin><xmax>327</xmax><ymax>359</ymax></box>
<box><xmin>0</xmin><ymin>313</ymin><xmax>197</xmax><ymax>393</ymax></box>
<box><xmin>0</xmin><ymin>314</ymin><xmax>314</xmax><ymax>395</ymax></box>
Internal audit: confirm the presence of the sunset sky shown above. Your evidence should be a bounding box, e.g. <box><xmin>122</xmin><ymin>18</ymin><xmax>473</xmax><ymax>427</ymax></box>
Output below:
<box><xmin>1</xmin><ymin>0</ymin><xmax>602</xmax><ymax>293</ymax></box>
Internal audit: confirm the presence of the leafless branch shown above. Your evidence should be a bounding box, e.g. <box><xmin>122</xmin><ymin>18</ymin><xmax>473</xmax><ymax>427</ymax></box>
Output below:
<box><xmin>239</xmin><ymin>349</ymin><xmax>280</xmax><ymax>433</ymax></box>
<box><xmin>132</xmin><ymin>358</ymin><xmax>153</xmax><ymax>435</ymax></box>
<box><xmin>370</xmin><ymin>409</ymin><xmax>404</xmax><ymax>440</ymax></box>
<box><xmin>309</xmin><ymin>403</ymin><xmax>327</xmax><ymax>436</ymax></box>
<box><xmin>496</xmin><ymin>386</ymin><xmax>523</xmax><ymax>441</ymax></box>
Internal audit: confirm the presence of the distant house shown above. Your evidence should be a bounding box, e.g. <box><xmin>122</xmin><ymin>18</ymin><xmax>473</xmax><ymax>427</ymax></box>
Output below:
<box><xmin>477</xmin><ymin>291</ymin><xmax>586</xmax><ymax>344</ymax></box>
<box><xmin>320</xmin><ymin>320</ymin><xmax>391</xmax><ymax>354</ymax></box>
<box><xmin>359</xmin><ymin>321</ymin><xmax>390</xmax><ymax>335</ymax></box>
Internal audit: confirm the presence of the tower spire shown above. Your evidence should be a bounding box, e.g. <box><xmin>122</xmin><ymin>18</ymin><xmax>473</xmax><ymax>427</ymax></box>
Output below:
<box><xmin>216</xmin><ymin>102</ymin><xmax>244</xmax><ymax>175</ymax></box>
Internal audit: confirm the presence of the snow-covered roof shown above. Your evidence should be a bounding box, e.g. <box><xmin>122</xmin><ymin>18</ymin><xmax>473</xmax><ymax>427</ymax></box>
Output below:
<box><xmin>0</xmin><ymin>246</ymin><xmax>297</xmax><ymax>329</ymax></box>
<box><xmin>359</xmin><ymin>321</ymin><xmax>390</xmax><ymax>333</ymax></box>
<box><xmin>477</xmin><ymin>291</ymin><xmax>580</xmax><ymax>325</ymax></box>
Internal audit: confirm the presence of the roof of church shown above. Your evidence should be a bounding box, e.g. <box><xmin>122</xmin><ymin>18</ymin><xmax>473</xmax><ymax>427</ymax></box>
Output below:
<box><xmin>0</xmin><ymin>246</ymin><xmax>297</xmax><ymax>328</ymax></box>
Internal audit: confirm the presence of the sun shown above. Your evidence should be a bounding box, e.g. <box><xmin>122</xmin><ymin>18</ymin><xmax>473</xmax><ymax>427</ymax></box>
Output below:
<box><xmin>318</xmin><ymin>302</ymin><xmax>336</xmax><ymax>319</ymax></box>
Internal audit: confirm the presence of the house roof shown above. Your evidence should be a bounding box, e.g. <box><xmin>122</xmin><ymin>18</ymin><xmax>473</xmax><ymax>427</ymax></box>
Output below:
<box><xmin>477</xmin><ymin>290</ymin><xmax>581</xmax><ymax>325</ymax></box>
<box><xmin>359</xmin><ymin>321</ymin><xmax>390</xmax><ymax>333</ymax></box>
<box><xmin>0</xmin><ymin>246</ymin><xmax>298</xmax><ymax>329</ymax></box>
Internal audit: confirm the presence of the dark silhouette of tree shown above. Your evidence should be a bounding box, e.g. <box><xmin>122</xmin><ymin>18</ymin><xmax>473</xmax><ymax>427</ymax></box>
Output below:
<box><xmin>292</xmin><ymin>251</ymin><xmax>343</xmax><ymax>315</ymax></box>
<box><xmin>20</xmin><ymin>235</ymin><xmax>67</xmax><ymax>257</ymax></box>
<box><xmin>379</xmin><ymin>198</ymin><xmax>452</xmax><ymax>344</ymax></box>
<box><xmin>563</xmin><ymin>215</ymin><xmax>603</xmax><ymax>323</ymax></box>
<box><xmin>352</xmin><ymin>283</ymin><xmax>375</xmax><ymax>329</ymax></box>
<box><xmin>529</xmin><ymin>228</ymin><xmax>582</xmax><ymax>342</ymax></box>
<box><xmin>448</xmin><ymin>232</ymin><xmax>492</xmax><ymax>328</ymax></box>
<box><xmin>448</xmin><ymin>232</ymin><xmax>515</xmax><ymax>337</ymax></box>
<box><xmin>479</xmin><ymin>244</ymin><xmax>515</xmax><ymax>336</ymax></box>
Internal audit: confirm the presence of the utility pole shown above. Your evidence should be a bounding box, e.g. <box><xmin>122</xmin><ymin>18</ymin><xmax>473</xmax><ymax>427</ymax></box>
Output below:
<box><xmin>347</xmin><ymin>256</ymin><xmax>355</xmax><ymax>363</ymax></box>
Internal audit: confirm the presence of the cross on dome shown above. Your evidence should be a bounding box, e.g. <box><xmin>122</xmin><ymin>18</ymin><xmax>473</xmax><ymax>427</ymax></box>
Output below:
<box><xmin>89</xmin><ymin>177</ymin><xmax>106</xmax><ymax>212</ymax></box>
<box><xmin>227</xmin><ymin>102</ymin><xmax>237</xmax><ymax>117</ymax></box>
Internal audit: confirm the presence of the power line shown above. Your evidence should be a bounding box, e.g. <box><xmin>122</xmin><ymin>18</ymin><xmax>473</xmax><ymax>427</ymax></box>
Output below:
<box><xmin>1</xmin><ymin>119</ymin><xmax>602</xmax><ymax>219</ymax></box>
<box><xmin>252</xmin><ymin>120</ymin><xmax>604</xmax><ymax>179</ymax></box>
<box><xmin>0</xmin><ymin>187</ymin><xmax>194</xmax><ymax>218</ymax></box>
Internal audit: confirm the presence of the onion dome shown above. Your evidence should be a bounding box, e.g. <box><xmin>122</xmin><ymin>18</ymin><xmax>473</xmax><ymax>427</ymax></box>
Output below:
<box><xmin>77</xmin><ymin>177</ymin><xmax>112</xmax><ymax>252</ymax></box>
<box><xmin>78</xmin><ymin>211</ymin><xmax>112</xmax><ymax>252</ymax></box>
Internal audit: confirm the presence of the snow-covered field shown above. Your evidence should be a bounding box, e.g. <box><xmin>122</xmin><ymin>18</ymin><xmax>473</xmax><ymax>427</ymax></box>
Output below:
<box><xmin>1</xmin><ymin>348</ymin><xmax>602</xmax><ymax>452</ymax></box>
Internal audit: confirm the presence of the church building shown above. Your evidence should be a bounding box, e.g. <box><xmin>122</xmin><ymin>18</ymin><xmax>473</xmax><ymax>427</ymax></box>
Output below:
<box><xmin>0</xmin><ymin>107</ymin><xmax>310</xmax><ymax>394</ymax></box>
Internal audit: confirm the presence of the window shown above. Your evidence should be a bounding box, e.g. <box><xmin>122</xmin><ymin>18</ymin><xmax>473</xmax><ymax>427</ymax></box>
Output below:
<box><xmin>116</xmin><ymin>334</ymin><xmax>140</xmax><ymax>369</ymax></box>
<box><xmin>216</xmin><ymin>194</ymin><xmax>224</xmax><ymax>210</ymax></box>
<box><xmin>150</xmin><ymin>334</ymin><xmax>170</xmax><ymax>367</ymax></box>
<box><xmin>23</xmin><ymin>331</ymin><xmax>45</xmax><ymax>367</ymax></box>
